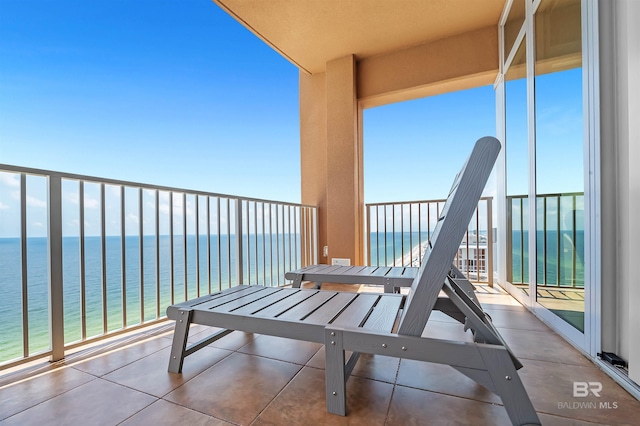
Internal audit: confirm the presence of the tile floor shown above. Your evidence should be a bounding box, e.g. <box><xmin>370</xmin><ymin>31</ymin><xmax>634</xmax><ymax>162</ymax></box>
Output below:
<box><xmin>1</xmin><ymin>284</ymin><xmax>638</xmax><ymax>425</ymax></box>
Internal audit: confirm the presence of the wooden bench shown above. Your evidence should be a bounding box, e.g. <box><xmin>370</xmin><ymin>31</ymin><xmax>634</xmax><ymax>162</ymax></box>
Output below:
<box><xmin>166</xmin><ymin>137</ymin><xmax>540</xmax><ymax>425</ymax></box>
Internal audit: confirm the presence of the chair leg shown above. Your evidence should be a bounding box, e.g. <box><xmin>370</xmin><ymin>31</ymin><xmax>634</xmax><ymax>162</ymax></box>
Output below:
<box><xmin>292</xmin><ymin>275</ymin><xmax>302</xmax><ymax>288</ymax></box>
<box><xmin>168</xmin><ymin>309</ymin><xmax>193</xmax><ymax>373</ymax></box>
<box><xmin>325</xmin><ymin>328</ymin><xmax>347</xmax><ymax>416</ymax></box>
<box><xmin>478</xmin><ymin>346</ymin><xmax>541</xmax><ymax>425</ymax></box>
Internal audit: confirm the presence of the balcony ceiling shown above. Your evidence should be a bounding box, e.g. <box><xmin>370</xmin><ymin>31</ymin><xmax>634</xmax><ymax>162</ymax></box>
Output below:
<box><xmin>213</xmin><ymin>0</ymin><xmax>505</xmax><ymax>74</ymax></box>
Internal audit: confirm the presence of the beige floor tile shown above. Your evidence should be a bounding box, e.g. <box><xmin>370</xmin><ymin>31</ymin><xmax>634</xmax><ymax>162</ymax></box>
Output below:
<box><xmin>164</xmin><ymin>325</ymin><xmax>257</xmax><ymax>351</ymax></box>
<box><xmin>497</xmin><ymin>327</ymin><xmax>592</xmax><ymax>366</ymax></box>
<box><xmin>103</xmin><ymin>345</ymin><xmax>232</xmax><ymax>397</ymax></box>
<box><xmin>160</xmin><ymin>323</ymin><xmax>211</xmax><ymax>343</ymax></box>
<box><xmin>305</xmin><ymin>347</ymin><xmax>327</xmax><ymax>369</ymax></box>
<box><xmin>396</xmin><ymin>359</ymin><xmax>502</xmax><ymax>404</ymax></box>
<box><xmin>165</xmin><ymin>352</ymin><xmax>301</xmax><ymax>424</ymax></box>
<box><xmin>537</xmin><ymin>412</ymin><xmax>610</xmax><ymax>425</ymax></box>
<box><xmin>1</xmin><ymin>378</ymin><xmax>156</xmax><ymax>426</ymax></box>
<box><xmin>121</xmin><ymin>399</ymin><xmax>233</xmax><ymax>425</ymax></box>
<box><xmin>477</xmin><ymin>293</ymin><xmax>526</xmax><ymax>309</ymax></box>
<box><xmin>206</xmin><ymin>330</ymin><xmax>257</xmax><ymax>351</ymax></box>
<box><xmin>386</xmin><ymin>385</ymin><xmax>512</xmax><ymax>425</ymax></box>
<box><xmin>70</xmin><ymin>335</ymin><xmax>170</xmax><ymax>376</ymax></box>
<box><xmin>305</xmin><ymin>350</ymin><xmax>399</xmax><ymax>383</ymax></box>
<box><xmin>518</xmin><ymin>359</ymin><xmax>640</xmax><ymax>425</ymax></box>
<box><xmin>0</xmin><ymin>366</ymin><xmax>95</xmax><ymax>420</ymax></box>
<box><xmin>421</xmin><ymin>320</ymin><xmax>474</xmax><ymax>342</ymax></box>
<box><xmin>427</xmin><ymin>309</ymin><xmax>464</xmax><ymax>324</ymax></box>
<box><xmin>237</xmin><ymin>335</ymin><xmax>322</xmax><ymax>365</ymax></box>
<box><xmin>484</xmin><ymin>307</ymin><xmax>552</xmax><ymax>332</ymax></box>
<box><xmin>350</xmin><ymin>353</ymin><xmax>401</xmax><ymax>383</ymax></box>
<box><xmin>254</xmin><ymin>366</ymin><xmax>393</xmax><ymax>425</ymax></box>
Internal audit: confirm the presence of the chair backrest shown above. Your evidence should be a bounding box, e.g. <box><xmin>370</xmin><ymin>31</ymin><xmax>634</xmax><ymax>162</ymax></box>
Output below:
<box><xmin>397</xmin><ymin>136</ymin><xmax>500</xmax><ymax>336</ymax></box>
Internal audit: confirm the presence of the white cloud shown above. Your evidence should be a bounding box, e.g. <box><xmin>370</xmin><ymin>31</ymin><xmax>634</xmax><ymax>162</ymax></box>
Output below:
<box><xmin>159</xmin><ymin>201</ymin><xmax>171</xmax><ymax>215</ymax></box>
<box><xmin>27</xmin><ymin>195</ymin><xmax>47</xmax><ymax>208</ymax></box>
<box><xmin>107</xmin><ymin>185</ymin><xmax>121</xmax><ymax>197</ymax></box>
<box><xmin>65</xmin><ymin>191</ymin><xmax>80</xmax><ymax>205</ymax></box>
<box><xmin>126</xmin><ymin>212</ymin><xmax>139</xmax><ymax>224</ymax></box>
<box><xmin>84</xmin><ymin>197</ymin><xmax>99</xmax><ymax>209</ymax></box>
<box><xmin>0</xmin><ymin>201</ymin><xmax>9</xmax><ymax>210</ymax></box>
<box><xmin>0</xmin><ymin>173</ymin><xmax>20</xmax><ymax>188</ymax></box>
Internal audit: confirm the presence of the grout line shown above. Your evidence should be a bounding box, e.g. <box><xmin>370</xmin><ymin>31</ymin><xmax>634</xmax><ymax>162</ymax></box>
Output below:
<box><xmin>249</xmin><ymin>364</ymin><xmax>306</xmax><ymax>425</ymax></box>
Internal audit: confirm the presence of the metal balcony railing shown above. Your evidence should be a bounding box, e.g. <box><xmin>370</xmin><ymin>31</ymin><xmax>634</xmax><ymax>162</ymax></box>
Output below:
<box><xmin>365</xmin><ymin>197</ymin><xmax>494</xmax><ymax>285</ymax></box>
<box><xmin>0</xmin><ymin>164</ymin><xmax>317</xmax><ymax>369</ymax></box>
<box><xmin>507</xmin><ymin>192</ymin><xmax>584</xmax><ymax>288</ymax></box>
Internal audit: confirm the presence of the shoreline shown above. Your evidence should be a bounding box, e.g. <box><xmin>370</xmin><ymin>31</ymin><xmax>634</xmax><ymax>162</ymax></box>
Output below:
<box><xmin>394</xmin><ymin>241</ymin><xmax>428</xmax><ymax>267</ymax></box>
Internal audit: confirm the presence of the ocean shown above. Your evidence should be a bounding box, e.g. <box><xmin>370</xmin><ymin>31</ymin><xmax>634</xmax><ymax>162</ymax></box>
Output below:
<box><xmin>0</xmin><ymin>234</ymin><xmax>301</xmax><ymax>364</ymax></box>
<box><xmin>368</xmin><ymin>231</ymin><xmax>433</xmax><ymax>267</ymax></box>
<box><xmin>510</xmin><ymin>230</ymin><xmax>585</xmax><ymax>287</ymax></box>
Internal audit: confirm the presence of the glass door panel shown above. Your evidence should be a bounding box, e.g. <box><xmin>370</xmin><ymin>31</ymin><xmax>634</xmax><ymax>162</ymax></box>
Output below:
<box><xmin>505</xmin><ymin>38</ymin><xmax>529</xmax><ymax>299</ymax></box>
<box><xmin>534</xmin><ymin>0</ymin><xmax>584</xmax><ymax>332</ymax></box>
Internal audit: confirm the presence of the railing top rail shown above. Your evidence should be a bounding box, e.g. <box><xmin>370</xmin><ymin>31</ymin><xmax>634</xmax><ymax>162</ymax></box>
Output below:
<box><xmin>507</xmin><ymin>192</ymin><xmax>584</xmax><ymax>199</ymax></box>
<box><xmin>0</xmin><ymin>163</ymin><xmax>315</xmax><ymax>209</ymax></box>
<box><xmin>366</xmin><ymin>196</ymin><xmax>493</xmax><ymax>208</ymax></box>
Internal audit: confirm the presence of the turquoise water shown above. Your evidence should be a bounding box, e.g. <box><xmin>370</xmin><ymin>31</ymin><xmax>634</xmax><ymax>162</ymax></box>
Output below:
<box><xmin>511</xmin><ymin>230</ymin><xmax>584</xmax><ymax>287</ymax></box>
<box><xmin>369</xmin><ymin>231</ymin><xmax>432</xmax><ymax>266</ymax></box>
<box><xmin>0</xmin><ymin>234</ymin><xmax>300</xmax><ymax>364</ymax></box>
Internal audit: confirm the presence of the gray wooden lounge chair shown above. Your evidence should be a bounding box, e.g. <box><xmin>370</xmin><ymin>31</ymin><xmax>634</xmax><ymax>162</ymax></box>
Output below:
<box><xmin>285</xmin><ymin>263</ymin><xmax>417</xmax><ymax>293</ymax></box>
<box><xmin>166</xmin><ymin>137</ymin><xmax>540</xmax><ymax>425</ymax></box>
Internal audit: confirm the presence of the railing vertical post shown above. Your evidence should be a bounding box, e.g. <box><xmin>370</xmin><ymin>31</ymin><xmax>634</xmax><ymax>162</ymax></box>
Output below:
<box><xmin>487</xmin><ymin>198</ymin><xmax>494</xmax><ymax>287</ymax></box>
<box><xmin>169</xmin><ymin>192</ymin><xmax>174</xmax><ymax>304</ymax></box>
<box><xmin>366</xmin><ymin>205</ymin><xmax>371</xmax><ymax>266</ymax></box>
<box><xmin>120</xmin><ymin>185</ymin><xmax>127</xmax><ymax>328</ymax></box>
<box><xmin>556</xmin><ymin>195</ymin><xmax>561</xmax><ymax>287</ymax></box>
<box><xmin>100</xmin><ymin>184</ymin><xmax>107</xmax><ymax>333</ymax></box>
<box><xmin>48</xmin><ymin>174</ymin><xmax>65</xmax><ymax>362</ymax></box>
<box><xmin>300</xmin><ymin>207</ymin><xmax>310</xmax><ymax>266</ymax></box>
<box><xmin>195</xmin><ymin>195</ymin><xmax>200</xmax><ymax>297</ymax></box>
<box><xmin>572</xmin><ymin>195</ymin><xmax>578</xmax><ymax>287</ymax></box>
<box><xmin>80</xmin><ymin>182</ymin><xmax>87</xmax><ymax>339</ymax></box>
<box><xmin>20</xmin><ymin>173</ymin><xmax>29</xmax><ymax>358</ymax></box>
<box><xmin>155</xmin><ymin>190</ymin><xmax>160</xmax><ymax>318</ymax></box>
<box><xmin>139</xmin><ymin>187</ymin><xmax>144</xmax><ymax>323</ymax></box>
<box><xmin>182</xmin><ymin>192</ymin><xmax>187</xmax><ymax>301</ymax></box>
<box><xmin>235</xmin><ymin>199</ymin><xmax>243</xmax><ymax>285</ymax></box>
<box><xmin>313</xmin><ymin>207</ymin><xmax>318</xmax><ymax>264</ymax></box>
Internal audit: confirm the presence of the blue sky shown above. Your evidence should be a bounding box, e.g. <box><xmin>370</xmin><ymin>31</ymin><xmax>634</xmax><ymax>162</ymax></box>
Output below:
<box><xmin>1</xmin><ymin>0</ymin><xmax>300</xmax><ymax>201</ymax></box>
<box><xmin>0</xmin><ymin>1</ymin><xmax>584</xmax><ymax>238</ymax></box>
<box><xmin>0</xmin><ymin>0</ymin><xmax>497</xmax><ymax>203</ymax></box>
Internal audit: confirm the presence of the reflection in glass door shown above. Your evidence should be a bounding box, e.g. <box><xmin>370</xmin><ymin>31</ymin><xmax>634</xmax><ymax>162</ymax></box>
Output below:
<box><xmin>534</xmin><ymin>0</ymin><xmax>584</xmax><ymax>331</ymax></box>
<box><xmin>505</xmin><ymin>38</ymin><xmax>529</xmax><ymax>300</ymax></box>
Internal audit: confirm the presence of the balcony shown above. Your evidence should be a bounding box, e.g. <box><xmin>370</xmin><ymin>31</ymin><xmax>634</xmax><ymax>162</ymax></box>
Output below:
<box><xmin>2</xmin><ymin>165</ymin><xmax>639</xmax><ymax>424</ymax></box>
<box><xmin>2</xmin><ymin>284</ymin><xmax>639</xmax><ymax>425</ymax></box>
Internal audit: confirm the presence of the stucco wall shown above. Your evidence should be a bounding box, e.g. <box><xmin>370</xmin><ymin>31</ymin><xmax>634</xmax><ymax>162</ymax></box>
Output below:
<box><xmin>300</xmin><ymin>29</ymin><xmax>499</xmax><ymax>266</ymax></box>
<box><xmin>358</xmin><ymin>26</ymin><xmax>498</xmax><ymax>108</ymax></box>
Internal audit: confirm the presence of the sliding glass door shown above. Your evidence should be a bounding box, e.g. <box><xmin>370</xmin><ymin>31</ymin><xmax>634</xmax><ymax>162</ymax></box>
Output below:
<box><xmin>534</xmin><ymin>0</ymin><xmax>584</xmax><ymax>332</ymax></box>
<box><xmin>500</xmin><ymin>0</ymin><xmax>587</xmax><ymax>346</ymax></box>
